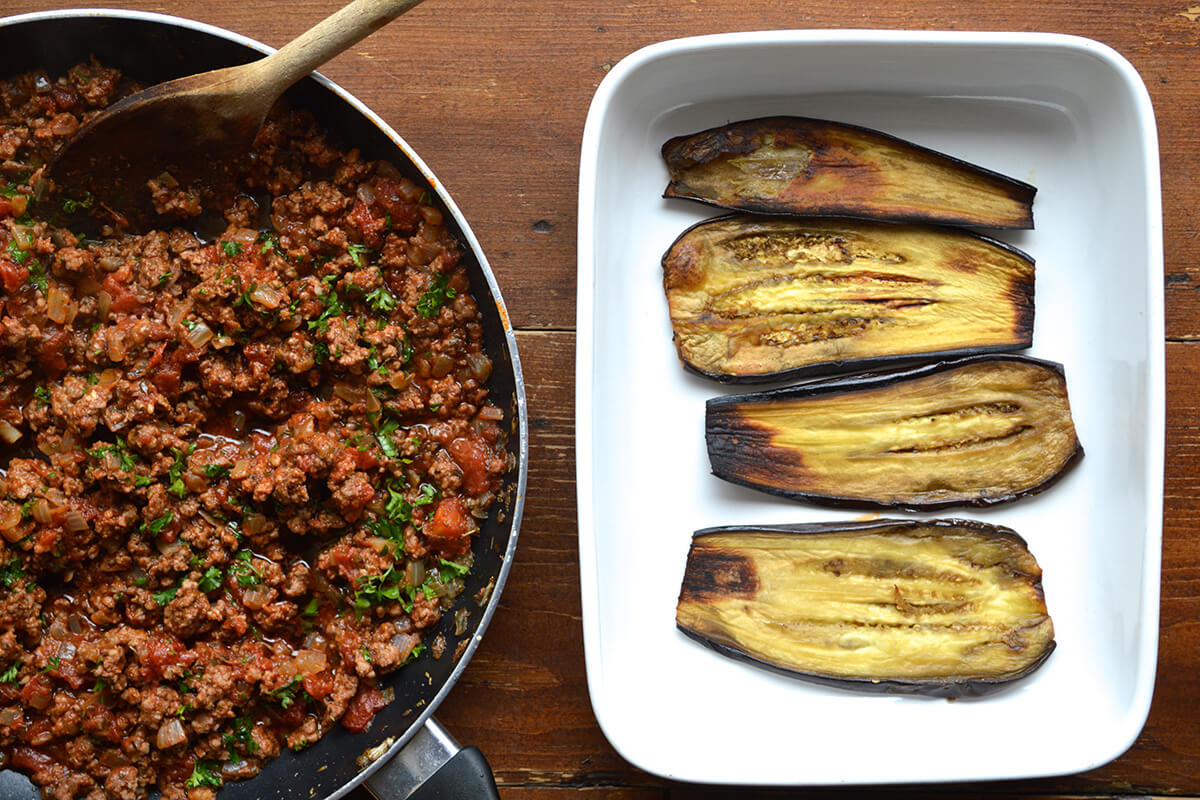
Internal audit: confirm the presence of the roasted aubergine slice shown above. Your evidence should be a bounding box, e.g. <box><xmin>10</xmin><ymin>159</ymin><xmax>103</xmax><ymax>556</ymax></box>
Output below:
<box><xmin>706</xmin><ymin>355</ymin><xmax>1082</xmax><ymax>509</ymax></box>
<box><xmin>676</xmin><ymin>519</ymin><xmax>1055</xmax><ymax>697</ymax></box>
<box><xmin>662</xmin><ymin>116</ymin><xmax>1036</xmax><ymax>228</ymax></box>
<box><xmin>662</xmin><ymin>215</ymin><xmax>1035</xmax><ymax>382</ymax></box>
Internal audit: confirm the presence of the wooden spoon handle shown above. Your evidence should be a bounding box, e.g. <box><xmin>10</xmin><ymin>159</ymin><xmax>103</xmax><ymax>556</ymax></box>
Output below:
<box><xmin>256</xmin><ymin>0</ymin><xmax>427</xmax><ymax>92</ymax></box>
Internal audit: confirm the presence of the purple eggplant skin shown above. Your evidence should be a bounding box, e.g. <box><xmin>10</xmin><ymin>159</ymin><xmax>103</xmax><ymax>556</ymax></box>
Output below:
<box><xmin>662</xmin><ymin>214</ymin><xmax>1036</xmax><ymax>384</ymax></box>
<box><xmin>705</xmin><ymin>355</ymin><xmax>1084</xmax><ymax>511</ymax></box>
<box><xmin>677</xmin><ymin>628</ymin><xmax>1057</xmax><ymax>700</ymax></box>
<box><xmin>676</xmin><ymin>519</ymin><xmax>1056</xmax><ymax>698</ymax></box>
<box><xmin>661</xmin><ymin>116</ymin><xmax>1036</xmax><ymax>229</ymax></box>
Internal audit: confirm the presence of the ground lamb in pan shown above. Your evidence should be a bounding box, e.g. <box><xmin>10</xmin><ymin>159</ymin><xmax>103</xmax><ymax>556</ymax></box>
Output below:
<box><xmin>0</xmin><ymin>61</ymin><xmax>508</xmax><ymax>799</ymax></box>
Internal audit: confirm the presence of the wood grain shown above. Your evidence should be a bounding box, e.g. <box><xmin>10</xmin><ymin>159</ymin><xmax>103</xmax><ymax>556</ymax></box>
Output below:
<box><xmin>1</xmin><ymin>1</ymin><xmax>1196</xmax><ymax>797</ymax></box>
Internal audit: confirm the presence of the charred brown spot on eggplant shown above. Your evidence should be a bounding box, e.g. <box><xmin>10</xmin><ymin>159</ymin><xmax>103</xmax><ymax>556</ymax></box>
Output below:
<box><xmin>675</xmin><ymin>519</ymin><xmax>1055</xmax><ymax>697</ymax></box>
<box><xmin>662</xmin><ymin>215</ymin><xmax>1034</xmax><ymax>382</ymax></box>
<box><xmin>662</xmin><ymin>116</ymin><xmax>1035</xmax><ymax>229</ymax></box>
<box><xmin>706</xmin><ymin>355</ymin><xmax>1082</xmax><ymax>509</ymax></box>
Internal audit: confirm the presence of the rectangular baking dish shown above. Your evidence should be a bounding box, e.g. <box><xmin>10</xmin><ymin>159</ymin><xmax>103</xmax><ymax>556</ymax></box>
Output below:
<box><xmin>576</xmin><ymin>30</ymin><xmax>1163</xmax><ymax>785</ymax></box>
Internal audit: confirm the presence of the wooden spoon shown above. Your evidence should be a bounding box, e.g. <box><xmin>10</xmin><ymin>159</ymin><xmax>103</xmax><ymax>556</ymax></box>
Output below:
<box><xmin>42</xmin><ymin>0</ymin><xmax>427</xmax><ymax>234</ymax></box>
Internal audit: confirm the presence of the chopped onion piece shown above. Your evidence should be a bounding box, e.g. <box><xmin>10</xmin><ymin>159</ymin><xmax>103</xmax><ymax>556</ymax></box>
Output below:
<box><xmin>405</xmin><ymin>559</ymin><xmax>425</xmax><ymax>588</ymax></box>
<box><xmin>64</xmin><ymin>510</ymin><xmax>88</xmax><ymax>534</ymax></box>
<box><xmin>30</xmin><ymin>499</ymin><xmax>51</xmax><ymax>524</ymax></box>
<box><xmin>477</xmin><ymin>405</ymin><xmax>503</xmax><ymax>422</ymax></box>
<box><xmin>167</xmin><ymin>299</ymin><xmax>193</xmax><ymax>329</ymax></box>
<box><xmin>242</xmin><ymin>512</ymin><xmax>267</xmax><ymax>535</ymax></box>
<box><xmin>431</xmin><ymin>354</ymin><xmax>454</xmax><ymax>378</ymax></box>
<box><xmin>96</xmin><ymin>290</ymin><xmax>112</xmax><ymax>321</ymax></box>
<box><xmin>250</xmin><ymin>285</ymin><xmax>283</xmax><ymax>309</ymax></box>
<box><xmin>241</xmin><ymin>585</ymin><xmax>271</xmax><ymax>609</ymax></box>
<box><xmin>9</xmin><ymin>224</ymin><xmax>32</xmax><ymax>251</ymax></box>
<box><xmin>0</xmin><ymin>420</ymin><xmax>21</xmax><ymax>444</ymax></box>
<box><xmin>466</xmin><ymin>353</ymin><xmax>492</xmax><ymax>382</ymax></box>
<box><xmin>46</xmin><ymin>286</ymin><xmax>70</xmax><ymax>324</ymax></box>
<box><xmin>332</xmin><ymin>383</ymin><xmax>363</xmax><ymax>404</ymax></box>
<box><xmin>156</xmin><ymin>718</ymin><xmax>186</xmax><ymax>749</ymax></box>
<box><xmin>185</xmin><ymin>320</ymin><xmax>214</xmax><ymax>349</ymax></box>
<box><xmin>291</xmin><ymin>649</ymin><xmax>327</xmax><ymax>676</ymax></box>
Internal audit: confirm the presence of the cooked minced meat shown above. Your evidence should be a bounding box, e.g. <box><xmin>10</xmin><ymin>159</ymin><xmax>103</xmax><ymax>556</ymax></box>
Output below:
<box><xmin>0</xmin><ymin>61</ymin><xmax>508</xmax><ymax>800</ymax></box>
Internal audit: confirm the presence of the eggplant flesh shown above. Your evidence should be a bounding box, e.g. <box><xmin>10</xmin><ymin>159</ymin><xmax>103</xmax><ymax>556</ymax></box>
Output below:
<box><xmin>676</xmin><ymin>519</ymin><xmax>1055</xmax><ymax>697</ymax></box>
<box><xmin>706</xmin><ymin>355</ymin><xmax>1082</xmax><ymax>509</ymax></box>
<box><xmin>662</xmin><ymin>116</ymin><xmax>1036</xmax><ymax>229</ymax></box>
<box><xmin>662</xmin><ymin>215</ymin><xmax>1035</xmax><ymax>382</ymax></box>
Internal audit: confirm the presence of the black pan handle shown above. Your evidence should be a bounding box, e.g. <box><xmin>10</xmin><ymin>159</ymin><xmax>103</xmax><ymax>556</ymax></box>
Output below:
<box><xmin>363</xmin><ymin>718</ymin><xmax>500</xmax><ymax>799</ymax></box>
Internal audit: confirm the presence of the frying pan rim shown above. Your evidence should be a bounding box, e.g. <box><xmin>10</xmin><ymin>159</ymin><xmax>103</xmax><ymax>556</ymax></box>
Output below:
<box><xmin>0</xmin><ymin>8</ymin><xmax>529</xmax><ymax>799</ymax></box>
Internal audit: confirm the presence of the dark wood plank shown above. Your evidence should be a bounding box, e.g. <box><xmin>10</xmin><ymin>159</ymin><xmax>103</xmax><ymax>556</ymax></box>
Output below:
<box><xmin>1</xmin><ymin>1</ymin><xmax>1197</xmax><ymax>796</ymax></box>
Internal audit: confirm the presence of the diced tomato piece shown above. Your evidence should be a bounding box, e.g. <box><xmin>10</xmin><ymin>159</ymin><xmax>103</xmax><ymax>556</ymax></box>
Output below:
<box><xmin>150</xmin><ymin>345</ymin><xmax>199</xmax><ymax>396</ymax></box>
<box><xmin>37</xmin><ymin>330</ymin><xmax>69</xmax><ymax>376</ymax></box>
<box><xmin>139</xmin><ymin>634</ymin><xmax>191</xmax><ymax>681</ymax></box>
<box><xmin>348</xmin><ymin>200</ymin><xmax>386</xmax><ymax>249</ymax></box>
<box><xmin>340</xmin><ymin>684</ymin><xmax>387</xmax><ymax>733</ymax></box>
<box><xmin>424</xmin><ymin>497</ymin><xmax>473</xmax><ymax>556</ymax></box>
<box><xmin>302</xmin><ymin>670</ymin><xmax>335</xmax><ymax>701</ymax></box>
<box><xmin>101</xmin><ymin>274</ymin><xmax>143</xmax><ymax>313</ymax></box>
<box><xmin>0</xmin><ymin>256</ymin><xmax>28</xmax><ymax>291</ymax></box>
<box><xmin>370</xmin><ymin>177</ymin><xmax>421</xmax><ymax>232</ymax></box>
<box><xmin>448</xmin><ymin>436</ymin><xmax>495</xmax><ymax>495</ymax></box>
<box><xmin>19</xmin><ymin>674</ymin><xmax>52</xmax><ymax>708</ymax></box>
<box><xmin>351</xmin><ymin>447</ymin><xmax>380</xmax><ymax>470</ymax></box>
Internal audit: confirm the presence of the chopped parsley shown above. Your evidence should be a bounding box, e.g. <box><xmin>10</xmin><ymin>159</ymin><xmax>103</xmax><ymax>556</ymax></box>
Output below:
<box><xmin>25</xmin><ymin>260</ymin><xmax>46</xmax><ymax>291</ymax></box>
<box><xmin>140</xmin><ymin>511</ymin><xmax>174</xmax><ymax>537</ymax></box>
<box><xmin>0</xmin><ymin>662</ymin><xmax>19</xmax><ymax>682</ymax></box>
<box><xmin>40</xmin><ymin>656</ymin><xmax>61</xmax><ymax>674</ymax></box>
<box><xmin>166</xmin><ymin>443</ymin><xmax>196</xmax><ymax>498</ymax></box>
<box><xmin>7</xmin><ymin>240</ymin><xmax>29</xmax><ymax>266</ymax></box>
<box><xmin>307</xmin><ymin>288</ymin><xmax>347</xmax><ymax>333</ymax></box>
<box><xmin>0</xmin><ymin>558</ymin><xmax>24</xmax><ymax>588</ymax></box>
<box><xmin>186</xmin><ymin>760</ymin><xmax>222</xmax><ymax>789</ymax></box>
<box><xmin>415</xmin><ymin>482</ymin><xmax>439</xmax><ymax>507</ymax></box>
<box><xmin>61</xmin><ymin>192</ymin><xmax>93</xmax><ymax>213</ymax></box>
<box><xmin>198</xmin><ymin>567</ymin><xmax>223</xmax><ymax>593</ymax></box>
<box><xmin>230</xmin><ymin>550</ymin><xmax>262</xmax><ymax>587</ymax></box>
<box><xmin>258</xmin><ymin>231</ymin><xmax>281</xmax><ymax>255</ymax></box>
<box><xmin>220</xmin><ymin>240</ymin><xmax>243</xmax><ymax>257</ymax></box>
<box><xmin>88</xmin><ymin>437</ymin><xmax>138</xmax><ymax>473</ymax></box>
<box><xmin>223</xmin><ymin>716</ymin><xmax>258</xmax><ymax>754</ymax></box>
<box><xmin>33</xmin><ymin>385</ymin><xmax>50</xmax><ymax>407</ymax></box>
<box><xmin>403</xmin><ymin>644</ymin><xmax>426</xmax><ymax>665</ymax></box>
<box><xmin>374</xmin><ymin>418</ymin><xmax>400</xmax><ymax>459</ymax></box>
<box><xmin>346</xmin><ymin>243</ymin><xmax>371</xmax><ymax>268</ymax></box>
<box><xmin>203</xmin><ymin>463</ymin><xmax>230</xmax><ymax>479</ymax></box>
<box><xmin>301</xmin><ymin>596</ymin><xmax>320</xmax><ymax>617</ymax></box>
<box><xmin>365</xmin><ymin>285</ymin><xmax>396</xmax><ymax>313</ymax></box>
<box><xmin>156</xmin><ymin>271</ymin><xmax>172</xmax><ymax>287</ymax></box>
<box><xmin>268</xmin><ymin>676</ymin><xmax>302</xmax><ymax>709</ymax></box>
<box><xmin>415</xmin><ymin>273</ymin><xmax>456</xmax><ymax>318</ymax></box>
<box><xmin>438</xmin><ymin>558</ymin><xmax>470</xmax><ymax>579</ymax></box>
<box><xmin>152</xmin><ymin>585</ymin><xmax>178</xmax><ymax>606</ymax></box>
<box><xmin>313</xmin><ymin>341</ymin><xmax>329</xmax><ymax>365</ymax></box>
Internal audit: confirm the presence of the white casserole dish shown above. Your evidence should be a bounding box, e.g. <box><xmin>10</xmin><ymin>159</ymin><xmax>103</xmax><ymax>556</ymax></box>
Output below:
<box><xmin>576</xmin><ymin>30</ymin><xmax>1163</xmax><ymax>785</ymax></box>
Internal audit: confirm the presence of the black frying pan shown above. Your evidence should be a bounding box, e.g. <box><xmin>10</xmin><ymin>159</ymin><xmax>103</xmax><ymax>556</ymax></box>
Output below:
<box><xmin>0</xmin><ymin>9</ymin><xmax>528</xmax><ymax>800</ymax></box>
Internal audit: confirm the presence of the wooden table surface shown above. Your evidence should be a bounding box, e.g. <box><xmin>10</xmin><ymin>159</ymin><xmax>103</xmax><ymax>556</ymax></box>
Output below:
<box><xmin>7</xmin><ymin>1</ymin><xmax>1198</xmax><ymax>797</ymax></box>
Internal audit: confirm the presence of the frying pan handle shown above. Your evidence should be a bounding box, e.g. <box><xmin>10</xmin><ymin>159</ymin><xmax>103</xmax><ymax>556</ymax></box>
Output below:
<box><xmin>363</xmin><ymin>718</ymin><xmax>501</xmax><ymax>799</ymax></box>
